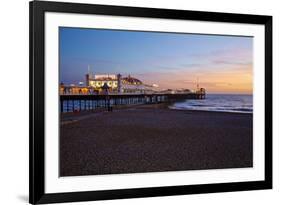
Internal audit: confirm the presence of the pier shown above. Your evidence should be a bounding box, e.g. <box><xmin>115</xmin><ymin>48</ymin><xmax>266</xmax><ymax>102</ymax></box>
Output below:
<box><xmin>60</xmin><ymin>92</ymin><xmax>206</xmax><ymax>113</ymax></box>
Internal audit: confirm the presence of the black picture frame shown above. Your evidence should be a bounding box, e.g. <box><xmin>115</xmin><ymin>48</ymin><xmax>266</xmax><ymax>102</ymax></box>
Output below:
<box><xmin>29</xmin><ymin>0</ymin><xmax>272</xmax><ymax>204</ymax></box>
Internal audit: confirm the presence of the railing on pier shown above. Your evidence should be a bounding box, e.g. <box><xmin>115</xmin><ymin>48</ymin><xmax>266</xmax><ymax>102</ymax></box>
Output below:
<box><xmin>60</xmin><ymin>92</ymin><xmax>205</xmax><ymax>113</ymax></box>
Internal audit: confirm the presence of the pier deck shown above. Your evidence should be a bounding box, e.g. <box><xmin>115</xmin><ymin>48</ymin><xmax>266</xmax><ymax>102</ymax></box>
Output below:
<box><xmin>60</xmin><ymin>92</ymin><xmax>205</xmax><ymax>113</ymax></box>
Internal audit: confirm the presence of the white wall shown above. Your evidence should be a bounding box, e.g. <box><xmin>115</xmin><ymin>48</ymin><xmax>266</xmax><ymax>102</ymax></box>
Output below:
<box><xmin>0</xmin><ymin>0</ymin><xmax>279</xmax><ymax>204</ymax></box>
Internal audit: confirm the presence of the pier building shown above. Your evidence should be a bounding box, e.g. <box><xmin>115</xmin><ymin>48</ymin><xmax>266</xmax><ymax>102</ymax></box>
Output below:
<box><xmin>85</xmin><ymin>72</ymin><xmax>153</xmax><ymax>94</ymax></box>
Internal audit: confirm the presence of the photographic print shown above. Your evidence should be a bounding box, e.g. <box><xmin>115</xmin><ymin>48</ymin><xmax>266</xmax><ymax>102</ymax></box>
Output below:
<box><xmin>59</xmin><ymin>27</ymin><xmax>253</xmax><ymax>177</ymax></box>
<box><xmin>30</xmin><ymin>1</ymin><xmax>272</xmax><ymax>203</ymax></box>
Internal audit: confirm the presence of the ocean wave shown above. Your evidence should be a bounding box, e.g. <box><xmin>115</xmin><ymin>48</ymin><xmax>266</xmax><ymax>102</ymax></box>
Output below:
<box><xmin>170</xmin><ymin>94</ymin><xmax>253</xmax><ymax>114</ymax></box>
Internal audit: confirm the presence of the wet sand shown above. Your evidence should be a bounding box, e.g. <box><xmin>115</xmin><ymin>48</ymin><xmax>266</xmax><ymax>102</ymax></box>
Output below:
<box><xmin>60</xmin><ymin>104</ymin><xmax>253</xmax><ymax>176</ymax></box>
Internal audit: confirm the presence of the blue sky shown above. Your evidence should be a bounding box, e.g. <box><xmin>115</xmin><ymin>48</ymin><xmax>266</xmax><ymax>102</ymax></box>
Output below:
<box><xmin>59</xmin><ymin>27</ymin><xmax>253</xmax><ymax>94</ymax></box>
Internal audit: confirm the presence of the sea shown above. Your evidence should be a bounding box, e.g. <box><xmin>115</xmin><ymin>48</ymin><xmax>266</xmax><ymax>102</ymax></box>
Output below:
<box><xmin>169</xmin><ymin>94</ymin><xmax>253</xmax><ymax>114</ymax></box>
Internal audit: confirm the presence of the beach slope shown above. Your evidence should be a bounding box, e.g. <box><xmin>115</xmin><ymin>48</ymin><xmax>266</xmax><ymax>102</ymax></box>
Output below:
<box><xmin>60</xmin><ymin>106</ymin><xmax>253</xmax><ymax>176</ymax></box>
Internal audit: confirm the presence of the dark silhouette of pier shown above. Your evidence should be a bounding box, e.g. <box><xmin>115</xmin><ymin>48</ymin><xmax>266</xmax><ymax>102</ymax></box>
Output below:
<box><xmin>60</xmin><ymin>92</ymin><xmax>206</xmax><ymax>113</ymax></box>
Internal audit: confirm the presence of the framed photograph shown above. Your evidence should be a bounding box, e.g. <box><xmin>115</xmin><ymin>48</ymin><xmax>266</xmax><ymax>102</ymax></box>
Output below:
<box><xmin>29</xmin><ymin>0</ymin><xmax>272</xmax><ymax>204</ymax></box>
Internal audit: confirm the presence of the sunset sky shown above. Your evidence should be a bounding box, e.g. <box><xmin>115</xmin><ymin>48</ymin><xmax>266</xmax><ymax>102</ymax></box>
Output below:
<box><xmin>59</xmin><ymin>27</ymin><xmax>253</xmax><ymax>94</ymax></box>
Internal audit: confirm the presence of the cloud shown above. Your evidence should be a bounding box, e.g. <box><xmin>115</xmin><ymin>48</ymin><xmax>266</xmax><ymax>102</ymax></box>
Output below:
<box><xmin>212</xmin><ymin>60</ymin><xmax>252</xmax><ymax>66</ymax></box>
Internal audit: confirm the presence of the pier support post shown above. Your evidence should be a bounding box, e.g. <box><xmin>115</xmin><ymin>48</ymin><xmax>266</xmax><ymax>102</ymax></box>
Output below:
<box><xmin>60</xmin><ymin>100</ymin><xmax>63</xmax><ymax>113</ymax></box>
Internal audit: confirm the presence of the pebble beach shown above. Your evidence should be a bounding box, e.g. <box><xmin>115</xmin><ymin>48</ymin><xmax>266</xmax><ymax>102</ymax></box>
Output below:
<box><xmin>60</xmin><ymin>104</ymin><xmax>253</xmax><ymax>176</ymax></box>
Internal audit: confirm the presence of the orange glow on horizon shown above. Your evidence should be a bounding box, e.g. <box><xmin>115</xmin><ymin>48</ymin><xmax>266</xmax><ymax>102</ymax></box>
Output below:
<box><xmin>136</xmin><ymin>64</ymin><xmax>253</xmax><ymax>95</ymax></box>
